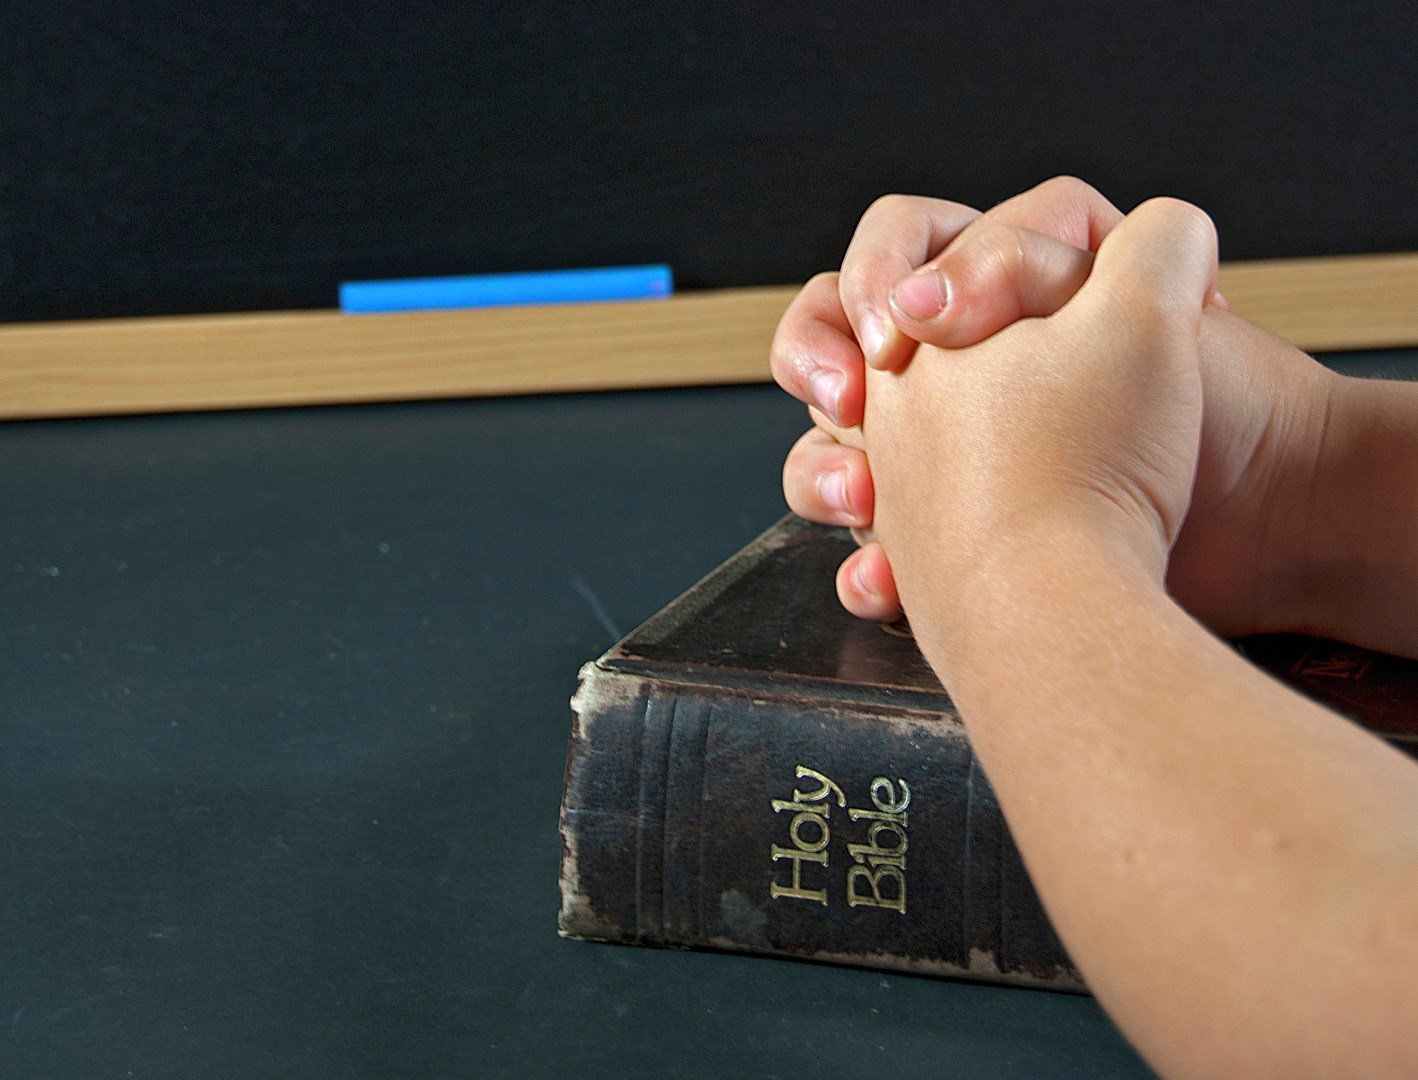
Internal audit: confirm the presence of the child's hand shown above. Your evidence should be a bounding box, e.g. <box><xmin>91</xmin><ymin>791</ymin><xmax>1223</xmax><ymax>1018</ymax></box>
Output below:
<box><xmin>774</xmin><ymin>180</ymin><xmax>1335</xmax><ymax>640</ymax></box>
<box><xmin>771</xmin><ymin>177</ymin><xmax>1126</xmax><ymax>428</ymax></box>
<box><xmin>858</xmin><ymin>199</ymin><xmax>1218</xmax><ymax>675</ymax></box>
<box><xmin>836</xmin><ymin>204</ymin><xmax>1418</xmax><ymax>1080</ymax></box>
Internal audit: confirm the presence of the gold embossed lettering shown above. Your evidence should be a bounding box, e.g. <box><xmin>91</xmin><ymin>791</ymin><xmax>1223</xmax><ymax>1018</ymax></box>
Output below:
<box><xmin>768</xmin><ymin>765</ymin><xmax>844</xmax><ymax>905</ymax></box>
<box><xmin>847</xmin><ymin>864</ymin><xmax>906</xmax><ymax>912</ymax></box>
<box><xmin>870</xmin><ymin>777</ymin><xmax>910</xmax><ymax>814</ymax></box>
<box><xmin>844</xmin><ymin>776</ymin><xmax>910</xmax><ymax>913</ymax></box>
<box><xmin>769</xmin><ymin>768</ymin><xmax>912</xmax><ymax>910</ymax></box>
<box><xmin>848</xmin><ymin>819</ymin><xmax>908</xmax><ymax>863</ymax></box>
<box><xmin>848</xmin><ymin>807</ymin><xmax>907</xmax><ymax>826</ymax></box>
<box><xmin>787</xmin><ymin>810</ymin><xmax>829</xmax><ymax>853</ymax></box>
<box><xmin>770</xmin><ymin>844</ymin><xmax>829</xmax><ymax>904</ymax></box>
<box><xmin>771</xmin><ymin>797</ymin><xmax>824</xmax><ymax>816</ymax></box>
<box><xmin>791</xmin><ymin>766</ymin><xmax>847</xmax><ymax>809</ymax></box>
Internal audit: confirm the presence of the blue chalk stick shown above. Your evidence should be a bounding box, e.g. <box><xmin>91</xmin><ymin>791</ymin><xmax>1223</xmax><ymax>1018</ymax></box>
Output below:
<box><xmin>339</xmin><ymin>264</ymin><xmax>673</xmax><ymax>314</ymax></box>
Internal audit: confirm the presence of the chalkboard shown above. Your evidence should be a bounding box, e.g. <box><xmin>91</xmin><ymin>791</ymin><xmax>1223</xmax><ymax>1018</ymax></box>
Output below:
<box><xmin>5</xmin><ymin>1</ymin><xmax>1415</xmax><ymax>321</ymax></box>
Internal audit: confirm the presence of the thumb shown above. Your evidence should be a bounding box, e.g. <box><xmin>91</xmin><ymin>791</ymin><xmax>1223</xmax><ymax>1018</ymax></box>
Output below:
<box><xmin>1069</xmin><ymin>197</ymin><xmax>1219</xmax><ymax>337</ymax></box>
<box><xmin>888</xmin><ymin>225</ymin><xmax>1096</xmax><ymax>348</ymax></box>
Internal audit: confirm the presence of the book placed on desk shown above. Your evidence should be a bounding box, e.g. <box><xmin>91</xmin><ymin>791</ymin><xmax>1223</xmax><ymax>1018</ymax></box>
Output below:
<box><xmin>557</xmin><ymin>515</ymin><xmax>1418</xmax><ymax>991</ymax></box>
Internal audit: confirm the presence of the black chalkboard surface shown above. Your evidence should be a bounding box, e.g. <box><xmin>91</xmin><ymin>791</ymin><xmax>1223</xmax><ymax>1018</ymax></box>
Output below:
<box><xmin>5</xmin><ymin>1</ymin><xmax>1416</xmax><ymax>321</ymax></box>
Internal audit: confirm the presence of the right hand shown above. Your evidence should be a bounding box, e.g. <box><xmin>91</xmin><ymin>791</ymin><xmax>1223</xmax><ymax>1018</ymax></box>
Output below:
<box><xmin>771</xmin><ymin>177</ymin><xmax>1338</xmax><ymax>638</ymax></box>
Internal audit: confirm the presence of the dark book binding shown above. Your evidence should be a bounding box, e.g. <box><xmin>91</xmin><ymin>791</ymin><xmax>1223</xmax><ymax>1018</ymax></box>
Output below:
<box><xmin>557</xmin><ymin>516</ymin><xmax>1418</xmax><ymax>991</ymax></box>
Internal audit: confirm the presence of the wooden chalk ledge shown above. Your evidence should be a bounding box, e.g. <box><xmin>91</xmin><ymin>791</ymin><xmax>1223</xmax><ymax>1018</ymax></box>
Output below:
<box><xmin>0</xmin><ymin>252</ymin><xmax>1415</xmax><ymax>420</ymax></box>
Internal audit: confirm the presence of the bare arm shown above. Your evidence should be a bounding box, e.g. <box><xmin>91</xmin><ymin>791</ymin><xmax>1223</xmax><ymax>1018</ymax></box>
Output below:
<box><xmin>929</xmin><ymin>520</ymin><xmax>1418</xmax><ymax>1078</ymax></box>
<box><xmin>858</xmin><ymin>198</ymin><xmax>1418</xmax><ymax>1077</ymax></box>
<box><xmin>773</xmin><ymin>179</ymin><xmax>1418</xmax><ymax>662</ymax></box>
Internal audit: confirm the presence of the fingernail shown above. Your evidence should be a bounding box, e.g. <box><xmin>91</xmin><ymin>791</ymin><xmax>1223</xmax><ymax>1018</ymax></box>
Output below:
<box><xmin>1209</xmin><ymin>288</ymin><xmax>1230</xmax><ymax>311</ymax></box>
<box><xmin>809</xmin><ymin>369</ymin><xmax>844</xmax><ymax>424</ymax></box>
<box><xmin>860</xmin><ymin>314</ymin><xmax>887</xmax><ymax>364</ymax></box>
<box><xmin>890</xmin><ymin>268</ymin><xmax>948</xmax><ymax>322</ymax></box>
<box><xmin>819</xmin><ymin>468</ymin><xmax>852</xmax><ymax>517</ymax></box>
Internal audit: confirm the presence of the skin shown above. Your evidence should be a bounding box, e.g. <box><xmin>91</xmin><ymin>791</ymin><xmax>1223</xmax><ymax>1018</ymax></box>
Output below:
<box><xmin>773</xmin><ymin>177</ymin><xmax>1418</xmax><ymax>659</ymax></box>
<box><xmin>770</xmin><ymin>184</ymin><xmax>1418</xmax><ymax>1076</ymax></box>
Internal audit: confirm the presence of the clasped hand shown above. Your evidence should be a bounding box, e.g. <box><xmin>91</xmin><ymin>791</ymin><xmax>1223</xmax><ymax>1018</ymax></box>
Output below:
<box><xmin>771</xmin><ymin>177</ymin><xmax>1335</xmax><ymax>659</ymax></box>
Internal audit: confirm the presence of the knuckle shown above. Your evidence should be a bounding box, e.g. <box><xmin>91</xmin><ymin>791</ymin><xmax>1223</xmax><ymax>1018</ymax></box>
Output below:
<box><xmin>863</xmin><ymin>192</ymin><xmax>913</xmax><ymax>221</ymax></box>
<box><xmin>837</xmin><ymin>263</ymin><xmax>876</xmax><ymax>314</ymax></box>
<box><xmin>1135</xmin><ymin>196</ymin><xmax>1217</xmax><ymax>242</ymax></box>
<box><xmin>955</xmin><ymin>224</ymin><xmax>1030</xmax><ymax>299</ymax></box>
<box><xmin>1132</xmin><ymin>198</ymin><xmax>1220</xmax><ymax>286</ymax></box>
<box><xmin>974</xmin><ymin>223</ymin><xmax>1028</xmax><ymax>272</ymax></box>
<box><xmin>1040</xmin><ymin>174</ymin><xmax>1098</xmax><ymax>202</ymax></box>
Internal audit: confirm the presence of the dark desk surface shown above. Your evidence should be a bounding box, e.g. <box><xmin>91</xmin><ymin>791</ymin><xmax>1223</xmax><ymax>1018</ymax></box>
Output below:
<box><xmin>4</xmin><ymin>357</ymin><xmax>1410</xmax><ymax>1077</ymax></box>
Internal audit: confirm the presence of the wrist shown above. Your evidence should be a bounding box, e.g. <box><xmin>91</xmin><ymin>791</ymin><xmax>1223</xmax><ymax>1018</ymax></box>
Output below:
<box><xmin>1274</xmin><ymin>372</ymin><xmax>1418</xmax><ymax>650</ymax></box>
<box><xmin>1220</xmin><ymin>363</ymin><xmax>1342</xmax><ymax>636</ymax></box>
<box><xmin>900</xmin><ymin>510</ymin><xmax>1171</xmax><ymax>690</ymax></box>
<box><xmin>1168</xmin><ymin>314</ymin><xmax>1343</xmax><ymax>638</ymax></box>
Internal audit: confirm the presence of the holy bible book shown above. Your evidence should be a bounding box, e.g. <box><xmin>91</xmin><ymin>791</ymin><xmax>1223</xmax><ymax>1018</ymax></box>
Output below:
<box><xmin>557</xmin><ymin>515</ymin><xmax>1418</xmax><ymax>991</ymax></box>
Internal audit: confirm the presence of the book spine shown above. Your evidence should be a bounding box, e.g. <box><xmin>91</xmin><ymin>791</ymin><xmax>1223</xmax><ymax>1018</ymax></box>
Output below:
<box><xmin>558</xmin><ymin>662</ymin><xmax>1082</xmax><ymax>991</ymax></box>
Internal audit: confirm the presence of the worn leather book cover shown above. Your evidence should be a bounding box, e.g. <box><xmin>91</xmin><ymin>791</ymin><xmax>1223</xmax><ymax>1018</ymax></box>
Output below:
<box><xmin>557</xmin><ymin>515</ymin><xmax>1418</xmax><ymax>991</ymax></box>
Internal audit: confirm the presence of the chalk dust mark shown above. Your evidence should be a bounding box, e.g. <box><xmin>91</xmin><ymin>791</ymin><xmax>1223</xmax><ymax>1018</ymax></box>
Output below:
<box><xmin>568</xmin><ymin>573</ymin><xmax>622</xmax><ymax>642</ymax></box>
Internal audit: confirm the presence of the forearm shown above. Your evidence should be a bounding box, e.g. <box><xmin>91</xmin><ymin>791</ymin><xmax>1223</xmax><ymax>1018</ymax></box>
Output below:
<box><xmin>910</xmin><ymin>524</ymin><xmax>1418</xmax><ymax>1077</ymax></box>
